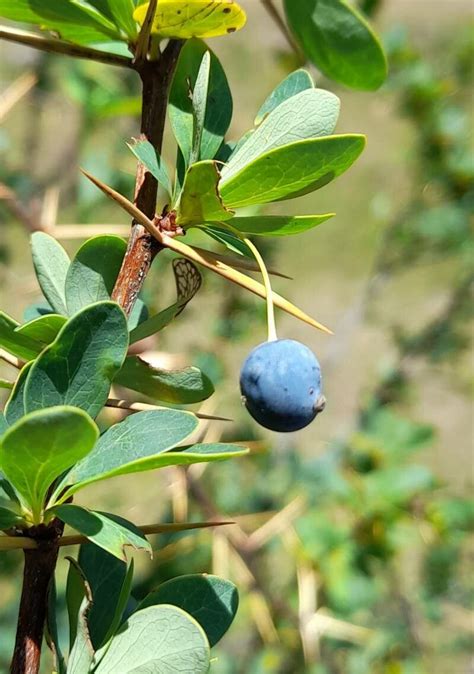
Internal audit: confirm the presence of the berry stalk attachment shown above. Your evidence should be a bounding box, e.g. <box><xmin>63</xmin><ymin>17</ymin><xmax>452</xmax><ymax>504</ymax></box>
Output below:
<box><xmin>215</xmin><ymin>222</ymin><xmax>327</xmax><ymax>433</ymax></box>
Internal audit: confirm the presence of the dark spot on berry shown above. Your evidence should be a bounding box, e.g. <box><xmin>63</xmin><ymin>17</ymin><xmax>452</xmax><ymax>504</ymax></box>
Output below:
<box><xmin>309</xmin><ymin>388</ymin><xmax>314</xmax><ymax>396</ymax></box>
<box><xmin>223</xmin><ymin>7</ymin><xmax>231</xmax><ymax>13</ymax></box>
<box><xmin>227</xmin><ymin>27</ymin><xmax>237</xmax><ymax>33</ymax></box>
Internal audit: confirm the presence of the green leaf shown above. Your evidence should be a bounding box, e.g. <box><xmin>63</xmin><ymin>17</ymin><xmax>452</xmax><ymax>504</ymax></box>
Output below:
<box><xmin>31</xmin><ymin>232</ymin><xmax>70</xmax><ymax>315</ymax></box>
<box><xmin>46</xmin><ymin>580</ymin><xmax>67</xmax><ymax>674</ymax></box>
<box><xmin>90</xmin><ymin>0</ymin><xmax>138</xmax><ymax>39</ymax></box>
<box><xmin>0</xmin><ymin>379</ymin><xmax>12</xmax><ymax>391</ymax></box>
<box><xmin>0</xmin><ymin>505</ymin><xmax>24</xmax><ymax>530</ymax></box>
<box><xmin>24</xmin><ymin>302</ymin><xmax>129</xmax><ymax>419</ymax></box>
<box><xmin>284</xmin><ymin>0</ymin><xmax>388</xmax><ymax>91</ymax></box>
<box><xmin>0</xmin><ymin>0</ymin><xmax>121</xmax><ymax>43</ymax></box>
<box><xmin>66</xmin><ymin>558</ymin><xmax>88</xmax><ymax>652</ymax></box>
<box><xmin>15</xmin><ymin>315</ymin><xmax>67</xmax><ymax>345</ymax></box>
<box><xmin>220</xmin><ymin>134</ymin><xmax>366</xmax><ymax>208</ymax></box>
<box><xmin>170</xmin><ymin>38</ymin><xmax>232</xmax><ymax>166</ymax></box>
<box><xmin>176</xmin><ymin>160</ymin><xmax>233</xmax><ymax>226</ymax></box>
<box><xmin>255</xmin><ymin>69</ymin><xmax>314</xmax><ymax>125</ymax></box>
<box><xmin>65</xmin><ymin>236</ymin><xmax>126</xmax><ymax>316</ymax></box>
<box><xmin>94</xmin><ymin>606</ymin><xmax>210</xmax><ymax>674</ymax></box>
<box><xmin>4</xmin><ymin>362</ymin><xmax>33</xmax><ymax>426</ymax></box>
<box><xmin>127</xmin><ymin>298</ymin><xmax>149</xmax><ymax>332</ymax></box>
<box><xmin>115</xmin><ymin>356</ymin><xmax>215</xmax><ymax>404</ymax></box>
<box><xmin>57</xmin><ymin>409</ymin><xmax>199</xmax><ymax>499</ymax></box>
<box><xmin>191</xmin><ymin>51</ymin><xmax>211</xmax><ymax>165</ymax></box>
<box><xmin>130</xmin><ymin>305</ymin><xmax>178</xmax><ymax>343</ymax></box>
<box><xmin>130</xmin><ymin>259</ymin><xmax>202</xmax><ymax>344</ymax></box>
<box><xmin>102</xmin><ymin>559</ymin><xmax>134</xmax><ymax>646</ymax></box>
<box><xmin>68</xmin><ymin>546</ymin><xmax>127</xmax><ymax>650</ymax></box>
<box><xmin>65</xmin><ymin>560</ymin><xmax>95</xmax><ymax>674</ymax></box>
<box><xmin>52</xmin><ymin>505</ymin><xmax>151</xmax><ymax>561</ymax></box>
<box><xmin>0</xmin><ymin>472</ymin><xmax>18</xmax><ymax>501</ymax></box>
<box><xmin>137</xmin><ymin>575</ymin><xmax>238</xmax><ymax>647</ymax></box>
<box><xmin>0</xmin><ymin>407</ymin><xmax>98</xmax><ymax>520</ymax></box>
<box><xmin>223</xmin><ymin>88</ymin><xmax>341</xmax><ymax>183</ymax></box>
<box><xmin>202</xmin><ymin>225</ymin><xmax>253</xmax><ymax>257</ymax></box>
<box><xmin>128</xmin><ymin>139</ymin><xmax>173</xmax><ymax>197</ymax></box>
<box><xmin>227</xmin><ymin>214</ymin><xmax>335</xmax><ymax>237</ymax></box>
<box><xmin>0</xmin><ymin>311</ymin><xmax>43</xmax><ymax>361</ymax></box>
<box><xmin>23</xmin><ymin>302</ymin><xmax>54</xmax><ymax>321</ymax></box>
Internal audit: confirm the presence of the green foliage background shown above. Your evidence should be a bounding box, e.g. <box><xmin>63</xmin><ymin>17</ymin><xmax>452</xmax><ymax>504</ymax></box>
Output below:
<box><xmin>0</xmin><ymin>1</ymin><xmax>472</xmax><ymax>673</ymax></box>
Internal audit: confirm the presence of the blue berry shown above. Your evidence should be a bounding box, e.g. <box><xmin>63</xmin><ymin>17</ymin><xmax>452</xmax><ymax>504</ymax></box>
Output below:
<box><xmin>240</xmin><ymin>339</ymin><xmax>325</xmax><ymax>432</ymax></box>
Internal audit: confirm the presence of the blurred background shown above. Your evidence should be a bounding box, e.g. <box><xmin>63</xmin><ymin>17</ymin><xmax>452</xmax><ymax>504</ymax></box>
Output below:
<box><xmin>0</xmin><ymin>1</ymin><xmax>473</xmax><ymax>672</ymax></box>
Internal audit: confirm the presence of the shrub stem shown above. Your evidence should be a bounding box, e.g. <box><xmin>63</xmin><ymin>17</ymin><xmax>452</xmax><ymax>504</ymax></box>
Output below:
<box><xmin>10</xmin><ymin>38</ymin><xmax>183</xmax><ymax>674</ymax></box>
<box><xmin>10</xmin><ymin>521</ymin><xmax>63</xmax><ymax>674</ymax></box>
<box><xmin>112</xmin><ymin>39</ymin><xmax>183</xmax><ymax>314</ymax></box>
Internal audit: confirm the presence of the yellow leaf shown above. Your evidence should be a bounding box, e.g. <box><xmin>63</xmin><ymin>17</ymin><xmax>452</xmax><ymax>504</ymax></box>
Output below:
<box><xmin>134</xmin><ymin>0</ymin><xmax>247</xmax><ymax>39</ymax></box>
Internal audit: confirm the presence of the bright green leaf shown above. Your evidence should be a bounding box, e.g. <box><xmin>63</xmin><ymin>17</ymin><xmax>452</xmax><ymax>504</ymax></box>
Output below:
<box><xmin>94</xmin><ymin>605</ymin><xmax>210</xmax><ymax>674</ymax></box>
<box><xmin>176</xmin><ymin>161</ymin><xmax>233</xmax><ymax>226</ymax></box>
<box><xmin>255</xmin><ymin>69</ymin><xmax>314</xmax><ymax>125</ymax></box>
<box><xmin>127</xmin><ymin>139</ymin><xmax>173</xmax><ymax>197</ymax></box>
<box><xmin>115</xmin><ymin>356</ymin><xmax>215</xmax><ymax>404</ymax></box>
<box><xmin>31</xmin><ymin>232</ymin><xmax>70</xmax><ymax>315</ymax></box>
<box><xmin>0</xmin><ymin>407</ymin><xmax>98</xmax><ymax>520</ymax></box>
<box><xmin>137</xmin><ymin>575</ymin><xmax>239</xmax><ymax>647</ymax></box>
<box><xmin>223</xmin><ymin>88</ymin><xmax>341</xmax><ymax>182</ymax></box>
<box><xmin>0</xmin><ymin>506</ymin><xmax>24</xmax><ymax>530</ymax></box>
<box><xmin>15</xmin><ymin>314</ymin><xmax>67</xmax><ymax>345</ymax></box>
<box><xmin>24</xmin><ymin>302</ymin><xmax>129</xmax><ymax>419</ymax></box>
<box><xmin>0</xmin><ymin>0</ymin><xmax>121</xmax><ymax>43</ymax></box>
<box><xmin>52</xmin><ymin>505</ymin><xmax>151</xmax><ymax>561</ymax></box>
<box><xmin>201</xmin><ymin>224</ymin><xmax>253</xmax><ymax>257</ymax></box>
<box><xmin>284</xmin><ymin>0</ymin><xmax>388</xmax><ymax>90</ymax></box>
<box><xmin>0</xmin><ymin>311</ymin><xmax>43</xmax><ymax>361</ymax></box>
<box><xmin>4</xmin><ymin>362</ymin><xmax>33</xmax><ymax>426</ymax></box>
<box><xmin>191</xmin><ymin>51</ymin><xmax>211</xmax><ymax>165</ymax></box>
<box><xmin>57</xmin><ymin>409</ymin><xmax>198</xmax><ymax>499</ymax></box>
<box><xmin>227</xmin><ymin>214</ymin><xmax>335</xmax><ymax>237</ymax></box>
<box><xmin>170</xmin><ymin>39</ymin><xmax>232</xmax><ymax>165</ymax></box>
<box><xmin>65</xmin><ymin>560</ymin><xmax>95</xmax><ymax>674</ymax></box>
<box><xmin>220</xmin><ymin>134</ymin><xmax>366</xmax><ymax>208</ymax></box>
<box><xmin>65</xmin><ymin>236</ymin><xmax>126</xmax><ymax>315</ymax></box>
<box><xmin>67</xmin><ymin>546</ymin><xmax>127</xmax><ymax>650</ymax></box>
<box><xmin>89</xmin><ymin>0</ymin><xmax>138</xmax><ymax>39</ymax></box>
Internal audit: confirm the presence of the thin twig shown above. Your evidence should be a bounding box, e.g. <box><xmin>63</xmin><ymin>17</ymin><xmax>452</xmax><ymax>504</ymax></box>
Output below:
<box><xmin>0</xmin><ymin>349</ymin><xmax>23</xmax><ymax>370</ymax></box>
<box><xmin>260</xmin><ymin>0</ymin><xmax>303</xmax><ymax>58</ymax></box>
<box><xmin>112</xmin><ymin>39</ymin><xmax>183</xmax><ymax>315</ymax></box>
<box><xmin>106</xmin><ymin>398</ymin><xmax>233</xmax><ymax>422</ymax></box>
<box><xmin>0</xmin><ymin>72</ymin><xmax>37</xmax><ymax>122</ymax></box>
<box><xmin>82</xmin><ymin>169</ymin><xmax>332</xmax><ymax>333</ymax></box>
<box><xmin>0</xmin><ymin>182</ymin><xmax>43</xmax><ymax>233</ymax></box>
<box><xmin>51</xmin><ymin>224</ymin><xmax>130</xmax><ymax>239</ymax></box>
<box><xmin>0</xmin><ymin>521</ymin><xmax>234</xmax><ymax>551</ymax></box>
<box><xmin>134</xmin><ymin>0</ymin><xmax>158</xmax><ymax>63</ymax></box>
<box><xmin>0</xmin><ymin>26</ymin><xmax>133</xmax><ymax>68</ymax></box>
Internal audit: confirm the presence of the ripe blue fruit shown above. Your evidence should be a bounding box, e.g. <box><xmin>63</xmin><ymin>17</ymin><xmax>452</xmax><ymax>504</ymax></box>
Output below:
<box><xmin>240</xmin><ymin>339</ymin><xmax>325</xmax><ymax>432</ymax></box>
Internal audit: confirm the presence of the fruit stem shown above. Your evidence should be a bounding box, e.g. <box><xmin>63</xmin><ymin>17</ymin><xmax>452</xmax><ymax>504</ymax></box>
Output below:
<box><xmin>214</xmin><ymin>221</ymin><xmax>277</xmax><ymax>342</ymax></box>
<box><xmin>243</xmin><ymin>237</ymin><xmax>277</xmax><ymax>342</ymax></box>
